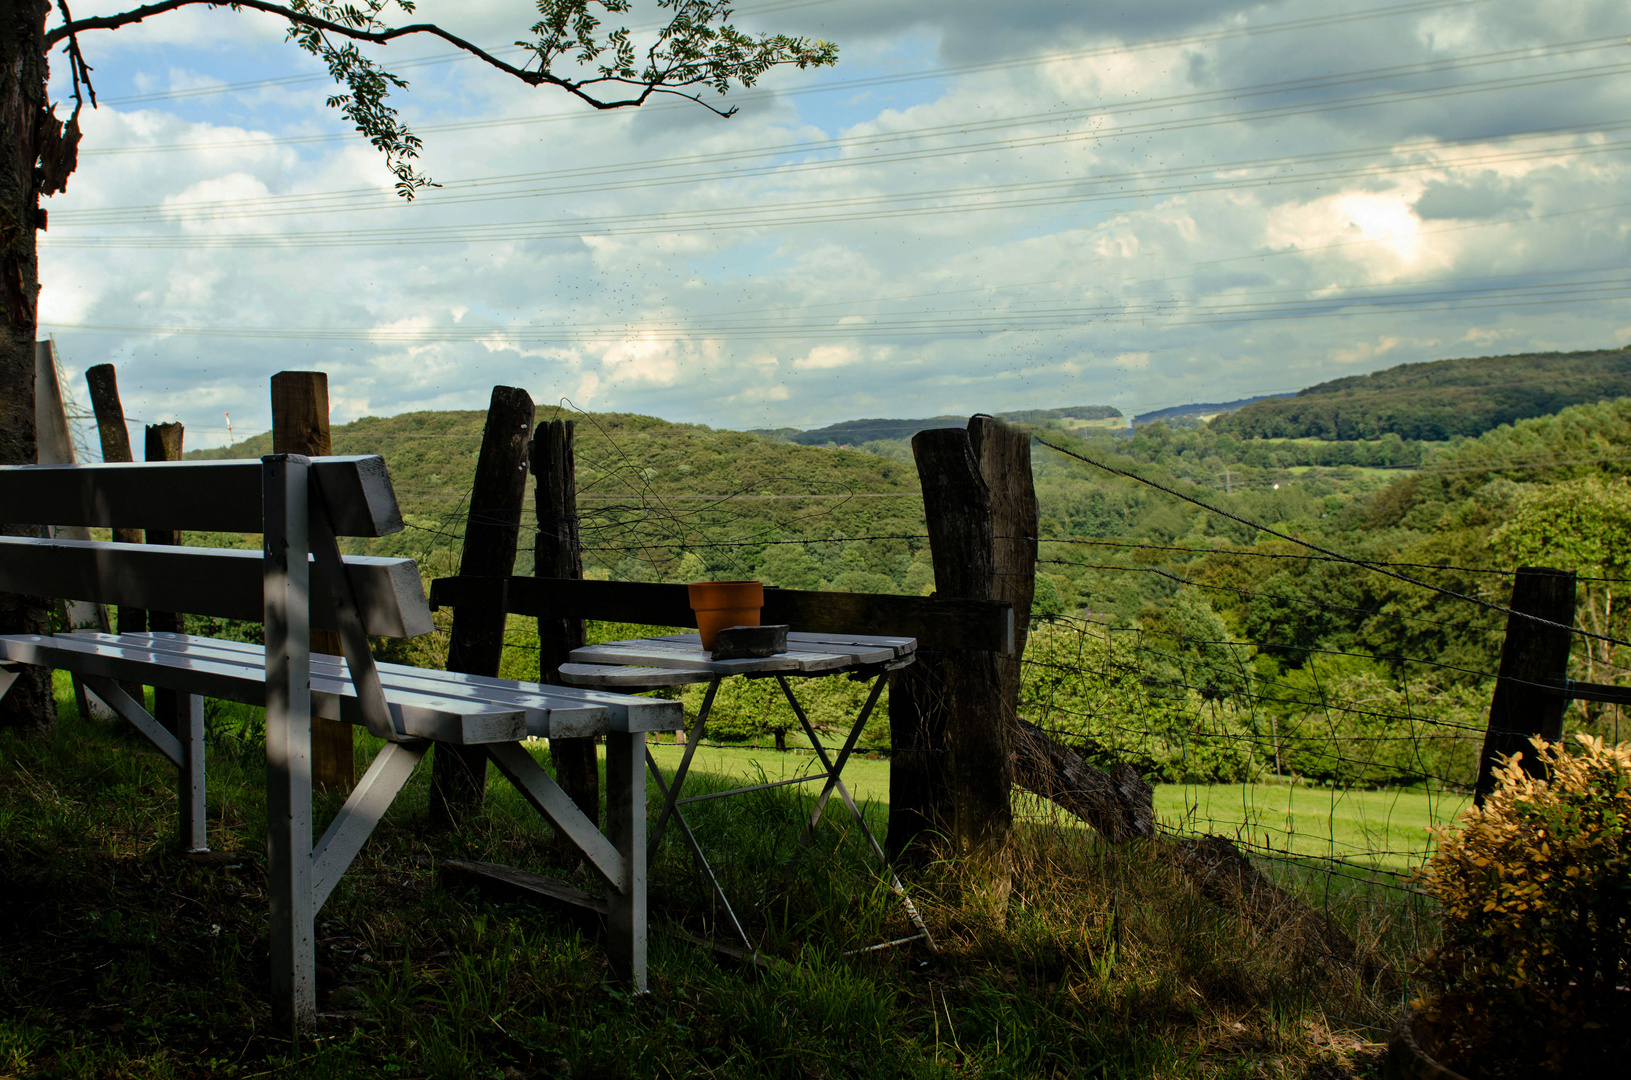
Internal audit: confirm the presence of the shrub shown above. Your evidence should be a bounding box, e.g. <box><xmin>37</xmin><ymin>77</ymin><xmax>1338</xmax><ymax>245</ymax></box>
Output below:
<box><xmin>1414</xmin><ymin>734</ymin><xmax>1631</xmax><ymax>1077</ymax></box>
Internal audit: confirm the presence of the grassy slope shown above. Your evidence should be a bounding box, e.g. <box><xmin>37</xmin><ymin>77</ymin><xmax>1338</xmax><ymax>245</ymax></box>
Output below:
<box><xmin>0</xmin><ymin>680</ymin><xmax>1410</xmax><ymax>1079</ymax></box>
<box><xmin>647</xmin><ymin>744</ymin><xmax>1466</xmax><ymax>873</ymax></box>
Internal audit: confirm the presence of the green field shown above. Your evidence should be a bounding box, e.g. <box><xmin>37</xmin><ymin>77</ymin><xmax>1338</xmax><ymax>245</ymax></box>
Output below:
<box><xmin>647</xmin><ymin>742</ymin><xmax>1469</xmax><ymax>872</ymax></box>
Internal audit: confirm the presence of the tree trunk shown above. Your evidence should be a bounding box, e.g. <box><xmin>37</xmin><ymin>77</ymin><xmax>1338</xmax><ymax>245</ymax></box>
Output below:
<box><xmin>533</xmin><ymin>418</ymin><xmax>599</xmax><ymax>827</ymax></box>
<box><xmin>0</xmin><ymin>1</ymin><xmax>57</xmax><ymax>731</ymax></box>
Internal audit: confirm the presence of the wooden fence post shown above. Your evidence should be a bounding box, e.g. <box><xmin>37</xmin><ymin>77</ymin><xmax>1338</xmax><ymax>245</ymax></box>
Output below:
<box><xmin>533</xmin><ymin>418</ymin><xmax>599</xmax><ymax>826</ymax></box>
<box><xmin>146</xmin><ymin>422</ymin><xmax>189</xmax><ymax>736</ymax></box>
<box><xmin>271</xmin><ymin>371</ymin><xmax>353</xmax><ymax>791</ymax></box>
<box><xmin>887</xmin><ymin>425</ymin><xmax>1012</xmax><ymax>885</ymax></box>
<box><xmin>36</xmin><ymin>342</ymin><xmax>108</xmax><ymax>723</ymax></box>
<box><xmin>1475</xmin><ymin>566</ymin><xmax>1577</xmax><ymax>805</ymax></box>
<box><xmin>85</xmin><ymin>364</ymin><xmax>151</xmax><ymax>708</ymax></box>
<box><xmin>430</xmin><ymin>385</ymin><xmax>536</xmax><ymax>828</ymax></box>
<box><xmin>968</xmin><ymin>416</ymin><xmax>1039</xmax><ymax>736</ymax></box>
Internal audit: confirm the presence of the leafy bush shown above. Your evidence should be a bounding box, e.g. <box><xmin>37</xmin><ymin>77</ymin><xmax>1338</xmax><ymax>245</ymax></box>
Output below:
<box><xmin>1414</xmin><ymin>735</ymin><xmax>1631</xmax><ymax>1077</ymax></box>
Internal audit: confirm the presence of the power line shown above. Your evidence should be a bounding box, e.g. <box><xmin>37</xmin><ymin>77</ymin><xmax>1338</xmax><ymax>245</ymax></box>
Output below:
<box><xmin>58</xmin><ymin>59</ymin><xmax>1631</xmax><ymax>225</ymax></box>
<box><xmin>82</xmin><ymin>0</ymin><xmax>1497</xmax><ymax>115</ymax></box>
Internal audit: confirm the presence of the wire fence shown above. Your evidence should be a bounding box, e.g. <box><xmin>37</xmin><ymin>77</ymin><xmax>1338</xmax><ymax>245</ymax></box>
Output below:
<box><xmin>272</xmin><ymin>408</ymin><xmax>1631</xmax><ymax>905</ymax></box>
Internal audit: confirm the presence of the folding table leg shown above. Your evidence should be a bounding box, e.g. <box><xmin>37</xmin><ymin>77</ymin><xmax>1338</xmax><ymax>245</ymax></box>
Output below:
<box><xmin>777</xmin><ymin>673</ymin><xmax>936</xmax><ymax>951</ymax></box>
<box><xmin>178</xmin><ymin>694</ymin><xmax>208</xmax><ymax>853</ymax></box>
<box><xmin>644</xmin><ymin>747</ymin><xmax>753</xmax><ymax>947</ymax></box>
<box><xmin>605</xmin><ymin>731</ymin><xmax>649</xmax><ymax>992</ymax></box>
<box><xmin>647</xmin><ymin>676</ymin><xmax>720</xmax><ymax>857</ymax></box>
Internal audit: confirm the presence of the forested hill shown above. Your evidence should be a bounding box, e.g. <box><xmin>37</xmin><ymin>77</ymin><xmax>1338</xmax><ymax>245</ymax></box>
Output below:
<box><xmin>190</xmin><ymin>409</ymin><xmax>927</xmax><ymax>586</ymax></box>
<box><xmin>780</xmin><ymin>405</ymin><xmax>1120</xmax><ymax>446</ymax></box>
<box><xmin>1210</xmin><ymin>346</ymin><xmax>1631</xmax><ymax>440</ymax></box>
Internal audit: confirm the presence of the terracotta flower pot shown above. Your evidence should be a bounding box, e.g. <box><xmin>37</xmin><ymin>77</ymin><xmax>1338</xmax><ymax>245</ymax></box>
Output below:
<box><xmin>1385</xmin><ymin>1011</ymin><xmax>1470</xmax><ymax>1080</ymax></box>
<box><xmin>688</xmin><ymin>580</ymin><xmax>763</xmax><ymax>650</ymax></box>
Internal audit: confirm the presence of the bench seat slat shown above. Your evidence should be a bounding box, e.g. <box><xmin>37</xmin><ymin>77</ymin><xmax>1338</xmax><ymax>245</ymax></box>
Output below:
<box><xmin>0</xmin><ymin>456</ymin><xmax>402</xmax><ymax>537</ymax></box>
<box><xmin>0</xmin><ymin>635</ymin><xmax>527</xmax><ymax>745</ymax></box>
<box><xmin>0</xmin><ymin>538</ymin><xmax>432</xmax><ymax>638</ymax></box>
<box><xmin>116</xmin><ymin>633</ymin><xmax>635</xmax><ymax>738</ymax></box>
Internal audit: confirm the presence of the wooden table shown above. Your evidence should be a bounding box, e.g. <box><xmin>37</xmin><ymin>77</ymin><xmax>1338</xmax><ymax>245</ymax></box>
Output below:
<box><xmin>559</xmin><ymin>632</ymin><xmax>932</xmax><ymax>951</ymax></box>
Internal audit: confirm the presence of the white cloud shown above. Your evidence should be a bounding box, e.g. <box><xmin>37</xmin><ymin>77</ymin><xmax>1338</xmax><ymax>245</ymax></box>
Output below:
<box><xmin>31</xmin><ymin>0</ymin><xmax>1631</xmax><ymax>437</ymax></box>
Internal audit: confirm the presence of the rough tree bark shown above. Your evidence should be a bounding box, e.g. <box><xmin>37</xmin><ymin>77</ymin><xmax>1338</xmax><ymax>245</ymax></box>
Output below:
<box><xmin>0</xmin><ymin>0</ymin><xmax>59</xmax><ymax>731</ymax></box>
<box><xmin>430</xmin><ymin>385</ymin><xmax>535</xmax><ymax>828</ymax></box>
<box><xmin>1011</xmin><ymin>720</ymin><xmax>1155</xmax><ymax>841</ymax></box>
<box><xmin>533</xmin><ymin>418</ymin><xmax>599</xmax><ymax>829</ymax></box>
<box><xmin>887</xmin><ymin>427</ymin><xmax>1011</xmax><ymax>879</ymax></box>
<box><xmin>145</xmin><ymin>421</ymin><xmax>189</xmax><ymax>737</ymax></box>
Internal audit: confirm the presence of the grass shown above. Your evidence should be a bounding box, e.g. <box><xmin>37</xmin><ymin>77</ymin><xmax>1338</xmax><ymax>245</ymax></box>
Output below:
<box><xmin>647</xmin><ymin>741</ymin><xmax>1468</xmax><ymax>872</ymax></box>
<box><xmin>0</xmin><ymin>678</ymin><xmax>1420</xmax><ymax>1078</ymax></box>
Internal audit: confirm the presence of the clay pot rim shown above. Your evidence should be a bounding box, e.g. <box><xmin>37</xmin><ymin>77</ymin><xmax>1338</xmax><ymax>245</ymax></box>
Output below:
<box><xmin>687</xmin><ymin>580</ymin><xmax>764</xmax><ymax>610</ymax></box>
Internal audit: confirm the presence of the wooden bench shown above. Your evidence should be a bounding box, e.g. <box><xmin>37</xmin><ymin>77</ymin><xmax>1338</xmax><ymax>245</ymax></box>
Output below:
<box><xmin>0</xmin><ymin>454</ymin><xmax>680</xmax><ymax>1030</ymax></box>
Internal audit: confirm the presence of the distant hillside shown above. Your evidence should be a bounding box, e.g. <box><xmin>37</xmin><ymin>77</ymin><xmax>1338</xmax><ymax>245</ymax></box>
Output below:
<box><xmin>189</xmin><ymin>409</ymin><xmax>926</xmax><ymax>588</ymax></box>
<box><xmin>1134</xmin><ymin>395</ymin><xmax>1291</xmax><ymax>426</ymax></box>
<box><xmin>787</xmin><ymin>405</ymin><xmax>1120</xmax><ymax>446</ymax></box>
<box><xmin>1212</xmin><ymin>347</ymin><xmax>1631</xmax><ymax>440</ymax></box>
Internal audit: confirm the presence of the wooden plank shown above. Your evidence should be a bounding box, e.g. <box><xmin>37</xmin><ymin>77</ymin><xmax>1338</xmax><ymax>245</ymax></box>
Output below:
<box><xmin>430</xmin><ymin>576</ymin><xmax>1013</xmax><ymax>653</ymax></box>
<box><xmin>0</xmin><ymin>538</ymin><xmax>433</xmax><ymax>637</ymax></box>
<box><xmin>1476</xmin><ymin>567</ymin><xmax>1577</xmax><ymax>803</ymax></box>
<box><xmin>127</xmin><ymin>633</ymin><xmax>611</xmax><ymax>739</ymax></box>
<box><xmin>570</xmin><ymin>640</ymin><xmax>853</xmax><ymax>675</ymax></box>
<box><xmin>435</xmin><ymin>386</ymin><xmax>536</xmax><ymax>827</ymax></box>
<box><xmin>785</xmin><ymin>631</ymin><xmax>916</xmax><ymax>657</ymax></box>
<box><xmin>310</xmin><ymin>741</ymin><xmax>428</xmax><ymax>912</ymax></box>
<box><xmin>487</xmin><ymin>743</ymin><xmax>625</xmax><ymax>888</ymax></box>
<box><xmin>141</xmin><ymin>630</ymin><xmax>674</xmax><ymax>731</ymax></box>
<box><xmin>557</xmin><ymin>663</ymin><xmax>712</xmax><ymax>689</ymax></box>
<box><xmin>0</xmin><ymin>456</ymin><xmax>402</xmax><ymax>537</ymax></box>
<box><xmin>1560</xmin><ymin>679</ymin><xmax>1631</xmax><ymax>706</ymax></box>
<box><xmin>262</xmin><ymin>453</ymin><xmax>317</xmax><ymax>1032</ymax></box>
<box><xmin>441</xmin><ymin>859</ymin><xmax>771</xmax><ymax>969</ymax></box>
<box><xmin>0</xmin><ymin>635</ymin><xmax>527</xmax><ymax>744</ymax></box>
<box><xmin>646</xmin><ymin>631</ymin><xmax>900</xmax><ymax>665</ymax></box>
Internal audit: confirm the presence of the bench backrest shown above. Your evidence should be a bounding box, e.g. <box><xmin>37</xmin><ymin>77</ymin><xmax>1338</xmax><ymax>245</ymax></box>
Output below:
<box><xmin>0</xmin><ymin>455</ymin><xmax>432</xmax><ymax>638</ymax></box>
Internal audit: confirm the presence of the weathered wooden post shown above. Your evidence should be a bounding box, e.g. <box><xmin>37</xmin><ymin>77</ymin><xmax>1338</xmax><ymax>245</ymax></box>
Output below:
<box><xmin>429</xmin><ymin>385</ymin><xmax>536</xmax><ymax>827</ymax></box>
<box><xmin>1475</xmin><ymin>566</ymin><xmax>1577</xmax><ymax>804</ymax></box>
<box><xmin>145</xmin><ymin>421</ymin><xmax>190</xmax><ymax>736</ymax></box>
<box><xmin>85</xmin><ymin>363</ymin><xmax>151</xmax><ymax>708</ymax></box>
<box><xmin>534</xmin><ymin>417</ymin><xmax>599</xmax><ymax>826</ymax></box>
<box><xmin>887</xmin><ymin>420</ymin><xmax>1014</xmax><ymax>892</ymax></box>
<box><xmin>271</xmin><ymin>371</ymin><xmax>353</xmax><ymax>791</ymax></box>
<box><xmin>36</xmin><ymin>342</ymin><xmax>108</xmax><ymax>723</ymax></box>
<box><xmin>968</xmin><ymin>416</ymin><xmax>1039</xmax><ymax>735</ymax></box>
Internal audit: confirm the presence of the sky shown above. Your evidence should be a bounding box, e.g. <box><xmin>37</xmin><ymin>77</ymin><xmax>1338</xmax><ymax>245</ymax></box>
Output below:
<box><xmin>36</xmin><ymin>0</ymin><xmax>1631</xmax><ymax>448</ymax></box>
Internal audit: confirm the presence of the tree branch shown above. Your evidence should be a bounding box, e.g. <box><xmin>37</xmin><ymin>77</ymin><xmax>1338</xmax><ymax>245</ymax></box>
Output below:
<box><xmin>45</xmin><ymin>0</ymin><xmax>753</xmax><ymax>114</ymax></box>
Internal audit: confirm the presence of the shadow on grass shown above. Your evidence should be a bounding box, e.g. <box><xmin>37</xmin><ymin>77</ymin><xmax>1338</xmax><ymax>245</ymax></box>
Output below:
<box><xmin>0</xmin><ymin>678</ymin><xmax>1408</xmax><ymax>1078</ymax></box>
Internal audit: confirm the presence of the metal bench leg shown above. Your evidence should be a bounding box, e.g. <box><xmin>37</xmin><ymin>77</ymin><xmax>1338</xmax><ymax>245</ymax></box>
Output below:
<box><xmin>179</xmin><ymin>694</ymin><xmax>208</xmax><ymax>852</ymax></box>
<box><xmin>605</xmin><ymin>730</ymin><xmax>648</xmax><ymax>993</ymax></box>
